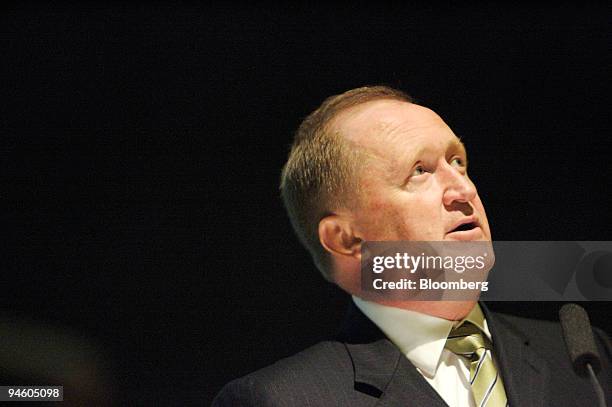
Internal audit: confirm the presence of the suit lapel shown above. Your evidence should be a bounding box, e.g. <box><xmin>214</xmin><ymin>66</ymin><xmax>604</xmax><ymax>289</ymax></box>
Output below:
<box><xmin>338</xmin><ymin>302</ymin><xmax>449</xmax><ymax>406</ymax></box>
<box><xmin>483</xmin><ymin>304</ymin><xmax>550</xmax><ymax>407</ymax></box>
<box><xmin>375</xmin><ymin>355</ymin><xmax>449</xmax><ymax>407</ymax></box>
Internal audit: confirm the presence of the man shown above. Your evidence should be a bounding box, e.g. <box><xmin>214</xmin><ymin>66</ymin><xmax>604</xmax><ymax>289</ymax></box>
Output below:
<box><xmin>213</xmin><ymin>86</ymin><xmax>610</xmax><ymax>406</ymax></box>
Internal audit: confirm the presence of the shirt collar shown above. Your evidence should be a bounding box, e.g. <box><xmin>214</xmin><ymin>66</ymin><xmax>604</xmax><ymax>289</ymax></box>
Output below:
<box><xmin>352</xmin><ymin>296</ymin><xmax>490</xmax><ymax>378</ymax></box>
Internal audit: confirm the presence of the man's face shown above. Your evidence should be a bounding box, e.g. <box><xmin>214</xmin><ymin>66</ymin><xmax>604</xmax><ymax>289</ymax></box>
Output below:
<box><xmin>336</xmin><ymin>100</ymin><xmax>491</xmax><ymax>243</ymax></box>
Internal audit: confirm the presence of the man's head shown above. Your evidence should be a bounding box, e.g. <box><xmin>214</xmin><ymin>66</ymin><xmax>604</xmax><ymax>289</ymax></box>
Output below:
<box><xmin>280</xmin><ymin>86</ymin><xmax>412</xmax><ymax>281</ymax></box>
<box><xmin>280</xmin><ymin>86</ymin><xmax>491</xmax><ymax>317</ymax></box>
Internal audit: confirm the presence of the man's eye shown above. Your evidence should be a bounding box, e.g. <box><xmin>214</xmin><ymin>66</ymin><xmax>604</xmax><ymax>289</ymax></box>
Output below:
<box><xmin>450</xmin><ymin>157</ymin><xmax>464</xmax><ymax>167</ymax></box>
<box><xmin>412</xmin><ymin>166</ymin><xmax>426</xmax><ymax>176</ymax></box>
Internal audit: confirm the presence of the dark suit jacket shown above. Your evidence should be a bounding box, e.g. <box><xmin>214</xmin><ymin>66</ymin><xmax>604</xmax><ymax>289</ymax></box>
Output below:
<box><xmin>213</xmin><ymin>302</ymin><xmax>611</xmax><ymax>406</ymax></box>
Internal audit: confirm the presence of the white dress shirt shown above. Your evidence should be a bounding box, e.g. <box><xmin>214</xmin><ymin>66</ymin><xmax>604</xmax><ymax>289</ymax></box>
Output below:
<box><xmin>353</xmin><ymin>296</ymin><xmax>494</xmax><ymax>407</ymax></box>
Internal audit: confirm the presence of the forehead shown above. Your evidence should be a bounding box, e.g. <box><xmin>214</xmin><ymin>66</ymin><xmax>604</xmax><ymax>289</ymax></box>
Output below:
<box><xmin>333</xmin><ymin>99</ymin><xmax>457</xmax><ymax>152</ymax></box>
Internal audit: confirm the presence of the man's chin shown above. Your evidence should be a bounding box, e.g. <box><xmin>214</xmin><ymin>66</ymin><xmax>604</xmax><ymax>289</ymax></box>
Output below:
<box><xmin>439</xmin><ymin>300</ymin><xmax>480</xmax><ymax>321</ymax></box>
<box><xmin>418</xmin><ymin>300</ymin><xmax>479</xmax><ymax>321</ymax></box>
<box><xmin>371</xmin><ymin>299</ymin><xmax>479</xmax><ymax>321</ymax></box>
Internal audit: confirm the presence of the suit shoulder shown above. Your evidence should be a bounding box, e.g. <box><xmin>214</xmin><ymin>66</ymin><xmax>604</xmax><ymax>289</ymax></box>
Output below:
<box><xmin>491</xmin><ymin>311</ymin><xmax>610</xmax><ymax>362</ymax></box>
<box><xmin>247</xmin><ymin>340</ymin><xmax>352</xmax><ymax>382</ymax></box>
<box><xmin>492</xmin><ymin>312</ymin><xmax>560</xmax><ymax>333</ymax></box>
<box><xmin>492</xmin><ymin>311</ymin><xmax>609</xmax><ymax>343</ymax></box>
<box><xmin>212</xmin><ymin>341</ymin><xmax>355</xmax><ymax>406</ymax></box>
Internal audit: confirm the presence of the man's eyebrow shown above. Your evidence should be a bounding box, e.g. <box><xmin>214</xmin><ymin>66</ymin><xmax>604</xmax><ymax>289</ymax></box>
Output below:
<box><xmin>451</xmin><ymin>139</ymin><xmax>469</xmax><ymax>167</ymax></box>
<box><xmin>401</xmin><ymin>138</ymin><xmax>467</xmax><ymax>164</ymax></box>
<box><xmin>452</xmin><ymin>138</ymin><xmax>467</xmax><ymax>154</ymax></box>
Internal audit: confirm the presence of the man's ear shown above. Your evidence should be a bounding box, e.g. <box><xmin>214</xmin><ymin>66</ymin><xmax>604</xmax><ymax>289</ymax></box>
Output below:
<box><xmin>318</xmin><ymin>214</ymin><xmax>362</xmax><ymax>259</ymax></box>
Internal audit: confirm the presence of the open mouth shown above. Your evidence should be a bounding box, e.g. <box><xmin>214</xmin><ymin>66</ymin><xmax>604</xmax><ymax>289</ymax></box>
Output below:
<box><xmin>449</xmin><ymin>222</ymin><xmax>478</xmax><ymax>233</ymax></box>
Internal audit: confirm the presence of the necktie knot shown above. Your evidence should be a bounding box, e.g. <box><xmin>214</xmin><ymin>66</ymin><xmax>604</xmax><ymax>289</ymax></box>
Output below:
<box><xmin>445</xmin><ymin>322</ymin><xmax>491</xmax><ymax>361</ymax></box>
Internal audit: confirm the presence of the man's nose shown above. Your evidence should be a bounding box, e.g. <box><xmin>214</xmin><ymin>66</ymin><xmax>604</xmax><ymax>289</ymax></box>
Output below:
<box><xmin>439</xmin><ymin>162</ymin><xmax>477</xmax><ymax>206</ymax></box>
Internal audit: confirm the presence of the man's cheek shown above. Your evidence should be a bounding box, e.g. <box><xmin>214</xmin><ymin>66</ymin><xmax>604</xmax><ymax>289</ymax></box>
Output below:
<box><xmin>363</xmin><ymin>205</ymin><xmax>402</xmax><ymax>239</ymax></box>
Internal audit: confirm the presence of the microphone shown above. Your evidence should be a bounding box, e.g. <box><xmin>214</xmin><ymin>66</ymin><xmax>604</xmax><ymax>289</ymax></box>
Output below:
<box><xmin>559</xmin><ymin>303</ymin><xmax>607</xmax><ymax>407</ymax></box>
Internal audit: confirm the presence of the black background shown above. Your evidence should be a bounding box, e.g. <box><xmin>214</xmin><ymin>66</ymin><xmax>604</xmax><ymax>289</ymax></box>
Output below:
<box><xmin>3</xmin><ymin>2</ymin><xmax>611</xmax><ymax>405</ymax></box>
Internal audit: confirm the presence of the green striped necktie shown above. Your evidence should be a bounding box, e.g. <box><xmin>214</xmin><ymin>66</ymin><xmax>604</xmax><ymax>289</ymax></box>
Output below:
<box><xmin>445</xmin><ymin>321</ymin><xmax>508</xmax><ymax>407</ymax></box>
